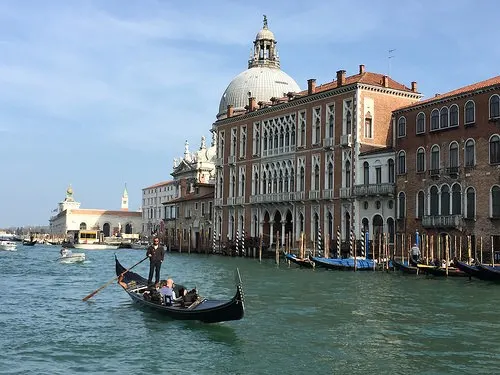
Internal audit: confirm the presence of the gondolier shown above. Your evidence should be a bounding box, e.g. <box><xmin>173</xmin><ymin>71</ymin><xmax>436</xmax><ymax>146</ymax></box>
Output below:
<box><xmin>146</xmin><ymin>237</ymin><xmax>165</xmax><ymax>286</ymax></box>
<box><xmin>410</xmin><ymin>243</ymin><xmax>421</xmax><ymax>265</ymax></box>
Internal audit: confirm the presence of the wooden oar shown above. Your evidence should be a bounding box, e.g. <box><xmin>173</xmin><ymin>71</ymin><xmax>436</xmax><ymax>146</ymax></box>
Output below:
<box><xmin>82</xmin><ymin>256</ymin><xmax>148</xmax><ymax>301</ymax></box>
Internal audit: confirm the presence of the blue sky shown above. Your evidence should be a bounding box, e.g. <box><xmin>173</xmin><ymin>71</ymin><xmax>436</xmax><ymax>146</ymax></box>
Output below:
<box><xmin>0</xmin><ymin>0</ymin><xmax>498</xmax><ymax>227</ymax></box>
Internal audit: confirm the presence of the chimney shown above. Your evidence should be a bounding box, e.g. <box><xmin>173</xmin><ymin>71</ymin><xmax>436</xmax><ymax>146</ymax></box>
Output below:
<box><xmin>382</xmin><ymin>75</ymin><xmax>389</xmax><ymax>88</ymax></box>
<box><xmin>258</xmin><ymin>101</ymin><xmax>264</xmax><ymax>109</ymax></box>
<box><xmin>435</xmin><ymin>93</ymin><xmax>440</xmax><ymax>97</ymax></box>
<box><xmin>411</xmin><ymin>81</ymin><xmax>418</xmax><ymax>93</ymax></box>
<box><xmin>287</xmin><ymin>92</ymin><xmax>294</xmax><ymax>102</ymax></box>
<box><xmin>359</xmin><ymin>64</ymin><xmax>365</xmax><ymax>74</ymax></box>
<box><xmin>270</xmin><ymin>97</ymin><xmax>277</xmax><ymax>105</ymax></box>
<box><xmin>226</xmin><ymin>104</ymin><xmax>233</xmax><ymax>118</ymax></box>
<box><xmin>307</xmin><ymin>79</ymin><xmax>316</xmax><ymax>95</ymax></box>
<box><xmin>248</xmin><ymin>97</ymin><xmax>257</xmax><ymax>111</ymax></box>
<box><xmin>336</xmin><ymin>70</ymin><xmax>346</xmax><ymax>87</ymax></box>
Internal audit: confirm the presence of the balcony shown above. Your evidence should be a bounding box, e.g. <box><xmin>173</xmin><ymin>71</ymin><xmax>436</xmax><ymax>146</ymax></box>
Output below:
<box><xmin>248</xmin><ymin>192</ymin><xmax>296</xmax><ymax>204</ymax></box>
<box><xmin>445</xmin><ymin>166</ymin><xmax>460</xmax><ymax>177</ymax></box>
<box><xmin>340</xmin><ymin>134</ymin><xmax>352</xmax><ymax>147</ymax></box>
<box><xmin>214</xmin><ymin>198</ymin><xmax>223</xmax><ymax>206</ymax></box>
<box><xmin>322</xmin><ymin>189</ymin><xmax>335</xmax><ymax>199</ymax></box>
<box><xmin>308</xmin><ymin>190</ymin><xmax>320</xmax><ymax>200</ymax></box>
<box><xmin>295</xmin><ymin>191</ymin><xmax>305</xmax><ymax>201</ymax></box>
<box><xmin>227</xmin><ymin>197</ymin><xmax>236</xmax><ymax>205</ymax></box>
<box><xmin>339</xmin><ymin>187</ymin><xmax>351</xmax><ymax>199</ymax></box>
<box><xmin>235</xmin><ymin>196</ymin><xmax>245</xmax><ymax>205</ymax></box>
<box><xmin>428</xmin><ymin>168</ymin><xmax>440</xmax><ymax>177</ymax></box>
<box><xmin>215</xmin><ymin>157</ymin><xmax>223</xmax><ymax>167</ymax></box>
<box><xmin>228</xmin><ymin>155</ymin><xmax>236</xmax><ymax>165</ymax></box>
<box><xmin>323</xmin><ymin>137</ymin><xmax>334</xmax><ymax>149</ymax></box>
<box><xmin>352</xmin><ymin>183</ymin><xmax>395</xmax><ymax>197</ymax></box>
<box><xmin>422</xmin><ymin>214</ymin><xmax>462</xmax><ymax>228</ymax></box>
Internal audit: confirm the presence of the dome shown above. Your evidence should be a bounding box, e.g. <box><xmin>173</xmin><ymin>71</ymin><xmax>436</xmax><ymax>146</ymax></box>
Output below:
<box><xmin>218</xmin><ymin>66</ymin><xmax>301</xmax><ymax>119</ymax></box>
<box><xmin>256</xmin><ymin>28</ymin><xmax>275</xmax><ymax>40</ymax></box>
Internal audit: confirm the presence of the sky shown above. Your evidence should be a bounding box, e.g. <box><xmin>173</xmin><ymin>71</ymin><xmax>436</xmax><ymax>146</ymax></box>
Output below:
<box><xmin>0</xmin><ymin>0</ymin><xmax>498</xmax><ymax>227</ymax></box>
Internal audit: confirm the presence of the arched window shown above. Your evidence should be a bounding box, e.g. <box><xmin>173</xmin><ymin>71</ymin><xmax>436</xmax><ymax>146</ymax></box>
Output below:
<box><xmin>398</xmin><ymin>192</ymin><xmax>406</xmax><ymax>219</ymax></box>
<box><xmin>465</xmin><ymin>101</ymin><xmax>475</xmax><ymax>124</ymax></box>
<box><xmin>417</xmin><ymin>191</ymin><xmax>425</xmax><ymax>218</ymax></box>
<box><xmin>430</xmin><ymin>186</ymin><xmax>439</xmax><ymax>215</ymax></box>
<box><xmin>450</xmin><ymin>104</ymin><xmax>459</xmax><ymax>127</ymax></box>
<box><xmin>465</xmin><ymin>139</ymin><xmax>475</xmax><ymax>167</ymax></box>
<box><xmin>79</xmin><ymin>222</ymin><xmax>87</xmax><ymax>230</ymax></box>
<box><xmin>327</xmin><ymin>162</ymin><xmax>334</xmax><ymax>189</ymax></box>
<box><xmin>465</xmin><ymin>187</ymin><xmax>476</xmax><ymax>219</ymax></box>
<box><xmin>441</xmin><ymin>185</ymin><xmax>450</xmax><ymax>215</ymax></box>
<box><xmin>262</xmin><ymin>171</ymin><xmax>267</xmax><ymax>194</ymax></box>
<box><xmin>328</xmin><ymin>114</ymin><xmax>334</xmax><ymax>138</ymax></box>
<box><xmin>299</xmin><ymin>166</ymin><xmax>305</xmax><ymax>191</ymax></box>
<box><xmin>490</xmin><ymin>135</ymin><xmax>500</xmax><ymax>164</ymax></box>
<box><xmin>397</xmin><ymin>151</ymin><xmax>406</xmax><ymax>175</ymax></box>
<box><xmin>449</xmin><ymin>142</ymin><xmax>459</xmax><ymax>170</ymax></box>
<box><xmin>363</xmin><ymin>162</ymin><xmax>369</xmax><ymax>185</ymax></box>
<box><xmin>314</xmin><ymin>164</ymin><xmax>320</xmax><ymax>191</ymax></box>
<box><xmin>416</xmin><ymin>112</ymin><xmax>425</xmax><ymax>133</ymax></box>
<box><xmin>430</xmin><ymin>145</ymin><xmax>440</xmax><ymax>173</ymax></box>
<box><xmin>387</xmin><ymin>217</ymin><xmax>395</xmax><ymax>244</ymax></box>
<box><xmin>440</xmin><ymin>107</ymin><xmax>449</xmax><ymax>128</ymax></box>
<box><xmin>416</xmin><ymin>147</ymin><xmax>426</xmax><ymax>173</ymax></box>
<box><xmin>452</xmin><ymin>183</ymin><xmax>462</xmax><ymax>215</ymax></box>
<box><xmin>397</xmin><ymin>116</ymin><xmax>406</xmax><ymax>137</ymax></box>
<box><xmin>254</xmin><ymin>172</ymin><xmax>259</xmax><ymax>194</ymax></box>
<box><xmin>492</xmin><ymin>186</ymin><xmax>500</xmax><ymax>218</ymax></box>
<box><xmin>431</xmin><ymin>109</ymin><xmax>439</xmax><ymax>130</ymax></box>
<box><xmin>345</xmin><ymin>161</ymin><xmax>351</xmax><ymax>188</ymax></box>
<box><xmin>489</xmin><ymin>95</ymin><xmax>500</xmax><ymax>119</ymax></box>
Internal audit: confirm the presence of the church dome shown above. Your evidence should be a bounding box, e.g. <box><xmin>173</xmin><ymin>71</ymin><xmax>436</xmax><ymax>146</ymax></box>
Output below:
<box><xmin>218</xmin><ymin>67</ymin><xmax>300</xmax><ymax>119</ymax></box>
<box><xmin>217</xmin><ymin>16</ymin><xmax>300</xmax><ymax>119</ymax></box>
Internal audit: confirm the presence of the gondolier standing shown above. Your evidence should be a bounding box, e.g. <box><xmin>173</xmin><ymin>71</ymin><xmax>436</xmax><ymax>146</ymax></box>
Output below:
<box><xmin>146</xmin><ymin>237</ymin><xmax>165</xmax><ymax>286</ymax></box>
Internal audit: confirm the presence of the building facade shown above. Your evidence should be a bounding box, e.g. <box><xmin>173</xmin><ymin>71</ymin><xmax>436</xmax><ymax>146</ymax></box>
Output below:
<box><xmin>141</xmin><ymin>180</ymin><xmax>177</xmax><ymax>236</ymax></box>
<box><xmin>212</xmin><ymin>19</ymin><xmax>421</xmax><ymax>252</ymax></box>
<box><xmin>393</xmin><ymin>76</ymin><xmax>500</xmax><ymax>255</ymax></box>
<box><xmin>49</xmin><ymin>185</ymin><xmax>142</xmax><ymax>240</ymax></box>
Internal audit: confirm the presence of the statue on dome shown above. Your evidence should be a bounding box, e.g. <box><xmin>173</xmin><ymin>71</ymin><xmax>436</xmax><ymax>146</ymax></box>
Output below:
<box><xmin>263</xmin><ymin>15</ymin><xmax>268</xmax><ymax>28</ymax></box>
<box><xmin>200</xmin><ymin>135</ymin><xmax>206</xmax><ymax>150</ymax></box>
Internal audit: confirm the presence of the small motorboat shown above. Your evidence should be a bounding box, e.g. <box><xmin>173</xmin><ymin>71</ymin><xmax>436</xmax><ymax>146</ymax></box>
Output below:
<box><xmin>60</xmin><ymin>248</ymin><xmax>86</xmax><ymax>263</ymax></box>
<box><xmin>0</xmin><ymin>240</ymin><xmax>17</xmax><ymax>251</ymax></box>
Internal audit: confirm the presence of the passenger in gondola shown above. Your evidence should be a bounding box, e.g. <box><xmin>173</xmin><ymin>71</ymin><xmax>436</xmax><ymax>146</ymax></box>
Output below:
<box><xmin>117</xmin><ymin>274</ymin><xmax>128</xmax><ymax>289</ymax></box>
<box><xmin>159</xmin><ymin>278</ymin><xmax>176</xmax><ymax>305</ymax></box>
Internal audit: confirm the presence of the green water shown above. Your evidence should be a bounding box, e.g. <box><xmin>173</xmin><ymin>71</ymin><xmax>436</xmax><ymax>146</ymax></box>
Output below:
<box><xmin>1</xmin><ymin>246</ymin><xmax>499</xmax><ymax>374</ymax></box>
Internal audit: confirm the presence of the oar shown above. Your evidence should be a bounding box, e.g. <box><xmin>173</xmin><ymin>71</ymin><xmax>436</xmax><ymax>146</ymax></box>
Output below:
<box><xmin>82</xmin><ymin>256</ymin><xmax>148</xmax><ymax>301</ymax></box>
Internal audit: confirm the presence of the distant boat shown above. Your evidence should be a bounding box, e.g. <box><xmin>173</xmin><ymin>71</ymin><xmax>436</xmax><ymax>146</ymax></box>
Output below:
<box><xmin>74</xmin><ymin>243</ymin><xmax>119</xmax><ymax>250</ymax></box>
<box><xmin>22</xmin><ymin>239</ymin><xmax>37</xmax><ymax>246</ymax></box>
<box><xmin>59</xmin><ymin>248</ymin><xmax>86</xmax><ymax>263</ymax></box>
<box><xmin>0</xmin><ymin>241</ymin><xmax>17</xmax><ymax>251</ymax></box>
<box><xmin>284</xmin><ymin>253</ymin><xmax>315</xmax><ymax>268</ymax></box>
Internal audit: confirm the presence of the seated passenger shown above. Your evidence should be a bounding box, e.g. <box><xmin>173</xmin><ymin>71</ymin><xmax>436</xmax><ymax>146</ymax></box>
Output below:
<box><xmin>117</xmin><ymin>274</ymin><xmax>128</xmax><ymax>289</ymax></box>
<box><xmin>159</xmin><ymin>278</ymin><xmax>176</xmax><ymax>305</ymax></box>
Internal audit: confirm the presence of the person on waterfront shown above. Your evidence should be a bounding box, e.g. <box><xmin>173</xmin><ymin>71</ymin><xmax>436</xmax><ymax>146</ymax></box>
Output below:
<box><xmin>146</xmin><ymin>237</ymin><xmax>165</xmax><ymax>286</ymax></box>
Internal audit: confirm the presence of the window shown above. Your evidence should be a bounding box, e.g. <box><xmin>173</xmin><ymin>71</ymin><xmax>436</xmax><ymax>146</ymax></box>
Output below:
<box><xmin>313</xmin><ymin>164</ymin><xmax>320</xmax><ymax>190</ymax></box>
<box><xmin>388</xmin><ymin>200</ymin><xmax>393</xmax><ymax>209</ymax></box>
<box><xmin>492</xmin><ymin>186</ymin><xmax>500</xmax><ymax>218</ymax></box>
<box><xmin>465</xmin><ymin>139</ymin><xmax>475</xmax><ymax>167</ymax></box>
<box><xmin>397</xmin><ymin>116</ymin><xmax>406</xmax><ymax>137</ymax></box>
<box><xmin>490</xmin><ymin>95</ymin><xmax>500</xmax><ymax>119</ymax></box>
<box><xmin>416</xmin><ymin>148</ymin><xmax>425</xmax><ymax>173</ymax></box>
<box><xmin>490</xmin><ymin>135</ymin><xmax>500</xmax><ymax>164</ymax></box>
<box><xmin>440</xmin><ymin>107</ymin><xmax>449</xmax><ymax>129</ymax></box>
<box><xmin>365</xmin><ymin>115</ymin><xmax>373</xmax><ymax>138</ymax></box>
<box><xmin>375</xmin><ymin>166</ymin><xmax>381</xmax><ymax>184</ymax></box>
<box><xmin>416</xmin><ymin>112</ymin><xmax>425</xmax><ymax>134</ymax></box>
<box><xmin>431</xmin><ymin>109</ymin><xmax>439</xmax><ymax>130</ymax></box>
<box><xmin>327</xmin><ymin>104</ymin><xmax>335</xmax><ymax>138</ymax></box>
<box><xmin>376</xmin><ymin>201</ymin><xmax>381</xmax><ymax>209</ymax></box>
<box><xmin>327</xmin><ymin>162</ymin><xmax>334</xmax><ymax>189</ymax></box>
<box><xmin>364</xmin><ymin>201</ymin><xmax>369</xmax><ymax>210</ymax></box>
<box><xmin>388</xmin><ymin>159</ymin><xmax>395</xmax><ymax>183</ymax></box>
<box><xmin>450</xmin><ymin>105</ymin><xmax>459</xmax><ymax>127</ymax></box>
<box><xmin>299</xmin><ymin>166</ymin><xmax>305</xmax><ymax>191</ymax></box>
<box><xmin>449</xmin><ymin>142</ymin><xmax>459</xmax><ymax>170</ymax></box>
<box><xmin>397</xmin><ymin>151</ymin><xmax>406</xmax><ymax>175</ymax></box>
<box><xmin>465</xmin><ymin>187</ymin><xmax>476</xmax><ymax>219</ymax></box>
<box><xmin>363</xmin><ymin>162</ymin><xmax>369</xmax><ymax>185</ymax></box>
<box><xmin>345</xmin><ymin>161</ymin><xmax>351</xmax><ymax>188</ymax></box>
<box><xmin>465</xmin><ymin>101</ymin><xmax>475</xmax><ymax>124</ymax></box>
<box><xmin>452</xmin><ymin>184</ymin><xmax>461</xmax><ymax>215</ymax></box>
<box><xmin>398</xmin><ymin>192</ymin><xmax>406</xmax><ymax>219</ymax></box>
<box><xmin>417</xmin><ymin>191</ymin><xmax>425</xmax><ymax>218</ymax></box>
<box><xmin>313</xmin><ymin>107</ymin><xmax>321</xmax><ymax>145</ymax></box>
<box><xmin>441</xmin><ymin>185</ymin><xmax>450</xmax><ymax>215</ymax></box>
<box><xmin>430</xmin><ymin>145</ymin><xmax>440</xmax><ymax>173</ymax></box>
<box><xmin>430</xmin><ymin>186</ymin><xmax>439</xmax><ymax>215</ymax></box>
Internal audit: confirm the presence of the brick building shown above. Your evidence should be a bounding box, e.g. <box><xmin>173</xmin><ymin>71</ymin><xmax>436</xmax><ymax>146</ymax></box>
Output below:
<box><xmin>393</xmin><ymin>76</ymin><xmax>500</xmax><ymax>256</ymax></box>
<box><xmin>212</xmin><ymin>19</ymin><xmax>421</xmax><ymax>252</ymax></box>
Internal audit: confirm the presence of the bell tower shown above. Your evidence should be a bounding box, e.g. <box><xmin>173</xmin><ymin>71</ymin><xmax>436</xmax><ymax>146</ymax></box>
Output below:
<box><xmin>248</xmin><ymin>15</ymin><xmax>280</xmax><ymax>69</ymax></box>
<box><xmin>121</xmin><ymin>184</ymin><xmax>129</xmax><ymax>211</ymax></box>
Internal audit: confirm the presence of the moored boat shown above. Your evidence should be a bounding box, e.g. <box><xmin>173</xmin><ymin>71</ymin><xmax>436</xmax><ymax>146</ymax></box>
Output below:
<box><xmin>284</xmin><ymin>253</ymin><xmax>315</xmax><ymax>268</ymax></box>
<box><xmin>312</xmin><ymin>256</ymin><xmax>376</xmax><ymax>271</ymax></box>
<box><xmin>416</xmin><ymin>264</ymin><xmax>468</xmax><ymax>277</ymax></box>
<box><xmin>115</xmin><ymin>257</ymin><xmax>245</xmax><ymax>323</ymax></box>
<box><xmin>392</xmin><ymin>259</ymin><xmax>418</xmax><ymax>274</ymax></box>
<box><xmin>74</xmin><ymin>243</ymin><xmax>119</xmax><ymax>250</ymax></box>
<box><xmin>0</xmin><ymin>241</ymin><xmax>17</xmax><ymax>251</ymax></box>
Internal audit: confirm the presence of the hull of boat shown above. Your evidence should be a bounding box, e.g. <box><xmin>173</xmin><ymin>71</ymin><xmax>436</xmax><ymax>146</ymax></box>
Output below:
<box><xmin>284</xmin><ymin>253</ymin><xmax>315</xmax><ymax>268</ymax></box>
<box><xmin>0</xmin><ymin>241</ymin><xmax>17</xmax><ymax>251</ymax></box>
<box><xmin>60</xmin><ymin>254</ymin><xmax>86</xmax><ymax>263</ymax></box>
<box><xmin>392</xmin><ymin>259</ymin><xmax>418</xmax><ymax>274</ymax></box>
<box><xmin>312</xmin><ymin>257</ymin><xmax>376</xmax><ymax>271</ymax></box>
<box><xmin>74</xmin><ymin>244</ymin><xmax>119</xmax><ymax>250</ymax></box>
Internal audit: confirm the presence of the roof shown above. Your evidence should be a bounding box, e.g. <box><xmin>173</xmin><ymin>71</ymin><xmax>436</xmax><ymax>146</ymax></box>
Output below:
<box><xmin>299</xmin><ymin>72</ymin><xmax>415</xmax><ymax>95</ymax></box>
<box><xmin>395</xmin><ymin>75</ymin><xmax>500</xmax><ymax>112</ymax></box>
<box><xmin>163</xmin><ymin>191</ymin><xmax>214</xmax><ymax>205</ymax></box>
<box><xmin>142</xmin><ymin>180</ymin><xmax>174</xmax><ymax>190</ymax></box>
<box><xmin>359</xmin><ymin>145</ymin><xmax>394</xmax><ymax>156</ymax></box>
<box><xmin>70</xmin><ymin>209</ymin><xmax>141</xmax><ymax>217</ymax></box>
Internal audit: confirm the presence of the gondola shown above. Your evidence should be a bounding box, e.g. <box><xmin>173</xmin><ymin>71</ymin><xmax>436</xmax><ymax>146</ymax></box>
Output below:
<box><xmin>115</xmin><ymin>257</ymin><xmax>245</xmax><ymax>323</ymax></box>
<box><xmin>22</xmin><ymin>239</ymin><xmax>37</xmax><ymax>246</ymax></box>
<box><xmin>391</xmin><ymin>259</ymin><xmax>418</xmax><ymax>274</ymax></box>
<box><xmin>284</xmin><ymin>253</ymin><xmax>315</xmax><ymax>268</ymax></box>
<box><xmin>416</xmin><ymin>264</ymin><xmax>468</xmax><ymax>277</ymax></box>
<box><xmin>311</xmin><ymin>256</ymin><xmax>376</xmax><ymax>271</ymax></box>
<box><xmin>453</xmin><ymin>260</ymin><xmax>485</xmax><ymax>280</ymax></box>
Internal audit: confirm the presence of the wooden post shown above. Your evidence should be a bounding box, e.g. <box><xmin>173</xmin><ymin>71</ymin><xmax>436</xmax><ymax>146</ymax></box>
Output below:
<box><xmin>258</xmin><ymin>234</ymin><xmax>262</xmax><ymax>263</ymax></box>
<box><xmin>325</xmin><ymin>233</ymin><xmax>330</xmax><ymax>259</ymax></box>
<box><xmin>430</xmin><ymin>235</ymin><xmax>434</xmax><ymax>264</ymax></box>
<box><xmin>480</xmin><ymin>236</ymin><xmax>483</xmax><ymax>264</ymax></box>
<box><xmin>445</xmin><ymin>235</ymin><xmax>449</xmax><ymax>276</ymax></box>
<box><xmin>426</xmin><ymin>233</ymin><xmax>429</xmax><ymax>265</ymax></box>
<box><xmin>467</xmin><ymin>235</ymin><xmax>471</xmax><ymax>264</ymax></box>
<box><xmin>459</xmin><ymin>235</ymin><xmax>462</xmax><ymax>262</ymax></box>
<box><xmin>384</xmin><ymin>233</ymin><xmax>389</xmax><ymax>271</ymax></box>
<box><xmin>276</xmin><ymin>232</ymin><xmax>280</xmax><ymax>266</ymax></box>
<box><xmin>353</xmin><ymin>234</ymin><xmax>357</xmax><ymax>272</ymax></box>
<box><xmin>491</xmin><ymin>236</ymin><xmax>494</xmax><ymax>266</ymax></box>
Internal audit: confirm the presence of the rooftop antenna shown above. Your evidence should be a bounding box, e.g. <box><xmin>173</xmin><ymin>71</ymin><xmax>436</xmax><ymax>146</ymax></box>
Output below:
<box><xmin>388</xmin><ymin>49</ymin><xmax>396</xmax><ymax>77</ymax></box>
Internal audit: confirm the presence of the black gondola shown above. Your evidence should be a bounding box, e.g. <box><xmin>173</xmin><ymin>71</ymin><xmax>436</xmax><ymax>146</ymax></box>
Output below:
<box><xmin>392</xmin><ymin>259</ymin><xmax>418</xmax><ymax>274</ymax></box>
<box><xmin>115</xmin><ymin>257</ymin><xmax>245</xmax><ymax>323</ymax></box>
<box><xmin>22</xmin><ymin>240</ymin><xmax>37</xmax><ymax>246</ymax></box>
<box><xmin>455</xmin><ymin>260</ymin><xmax>500</xmax><ymax>282</ymax></box>
<box><xmin>284</xmin><ymin>253</ymin><xmax>315</xmax><ymax>268</ymax></box>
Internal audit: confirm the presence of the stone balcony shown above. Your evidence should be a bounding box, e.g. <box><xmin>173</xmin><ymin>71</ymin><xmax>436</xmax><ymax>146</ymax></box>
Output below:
<box><xmin>422</xmin><ymin>214</ymin><xmax>462</xmax><ymax>228</ymax></box>
<box><xmin>352</xmin><ymin>183</ymin><xmax>395</xmax><ymax>197</ymax></box>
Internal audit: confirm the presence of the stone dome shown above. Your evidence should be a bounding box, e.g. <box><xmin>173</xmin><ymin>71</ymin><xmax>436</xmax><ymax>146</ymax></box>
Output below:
<box><xmin>256</xmin><ymin>28</ymin><xmax>275</xmax><ymax>40</ymax></box>
<box><xmin>218</xmin><ymin>66</ymin><xmax>300</xmax><ymax>119</ymax></box>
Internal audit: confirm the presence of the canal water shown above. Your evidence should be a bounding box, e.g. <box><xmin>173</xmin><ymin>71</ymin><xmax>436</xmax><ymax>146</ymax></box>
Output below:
<box><xmin>1</xmin><ymin>245</ymin><xmax>499</xmax><ymax>374</ymax></box>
